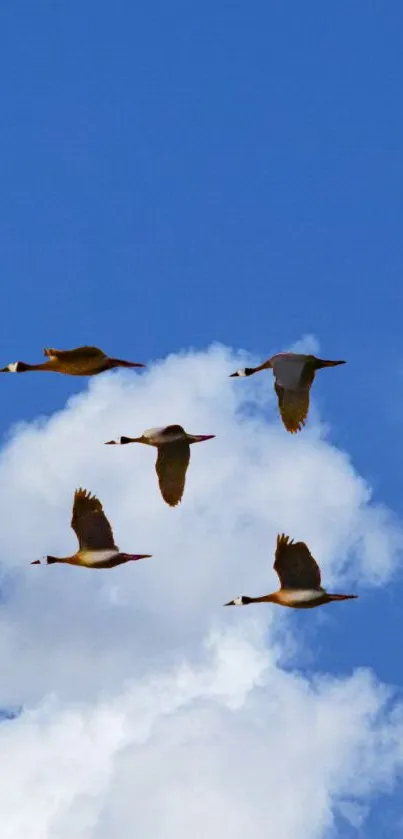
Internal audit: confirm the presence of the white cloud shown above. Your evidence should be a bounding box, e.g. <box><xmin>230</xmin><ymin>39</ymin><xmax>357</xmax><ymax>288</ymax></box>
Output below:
<box><xmin>1</xmin><ymin>631</ymin><xmax>403</xmax><ymax>839</ymax></box>
<box><xmin>0</xmin><ymin>343</ymin><xmax>402</xmax><ymax>837</ymax></box>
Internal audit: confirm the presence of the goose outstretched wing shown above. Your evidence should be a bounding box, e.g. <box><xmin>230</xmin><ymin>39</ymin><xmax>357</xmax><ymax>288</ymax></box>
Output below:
<box><xmin>71</xmin><ymin>488</ymin><xmax>118</xmax><ymax>551</ymax></box>
<box><xmin>274</xmin><ymin>533</ymin><xmax>321</xmax><ymax>590</ymax></box>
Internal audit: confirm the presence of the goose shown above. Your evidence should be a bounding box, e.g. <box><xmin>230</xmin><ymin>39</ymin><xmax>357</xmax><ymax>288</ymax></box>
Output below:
<box><xmin>105</xmin><ymin>424</ymin><xmax>215</xmax><ymax>507</ymax></box>
<box><xmin>230</xmin><ymin>352</ymin><xmax>345</xmax><ymax>433</ymax></box>
<box><xmin>31</xmin><ymin>488</ymin><xmax>151</xmax><ymax>568</ymax></box>
<box><xmin>225</xmin><ymin>533</ymin><xmax>357</xmax><ymax>609</ymax></box>
<box><xmin>0</xmin><ymin>345</ymin><xmax>145</xmax><ymax>376</ymax></box>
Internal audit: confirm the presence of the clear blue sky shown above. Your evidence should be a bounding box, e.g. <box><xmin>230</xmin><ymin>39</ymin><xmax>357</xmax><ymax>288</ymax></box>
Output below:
<box><xmin>0</xmin><ymin>2</ymin><xmax>402</xmax><ymax>833</ymax></box>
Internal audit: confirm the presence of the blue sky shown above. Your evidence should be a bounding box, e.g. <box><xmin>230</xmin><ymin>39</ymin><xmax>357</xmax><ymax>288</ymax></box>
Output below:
<box><xmin>0</xmin><ymin>2</ymin><xmax>402</xmax><ymax>836</ymax></box>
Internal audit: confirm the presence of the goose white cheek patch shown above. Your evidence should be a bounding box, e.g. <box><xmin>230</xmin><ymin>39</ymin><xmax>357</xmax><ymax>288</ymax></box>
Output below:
<box><xmin>7</xmin><ymin>363</ymin><xmax>19</xmax><ymax>373</ymax></box>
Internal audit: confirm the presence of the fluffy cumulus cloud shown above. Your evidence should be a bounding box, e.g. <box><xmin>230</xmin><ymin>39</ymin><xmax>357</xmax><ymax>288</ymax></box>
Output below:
<box><xmin>0</xmin><ymin>343</ymin><xmax>402</xmax><ymax>838</ymax></box>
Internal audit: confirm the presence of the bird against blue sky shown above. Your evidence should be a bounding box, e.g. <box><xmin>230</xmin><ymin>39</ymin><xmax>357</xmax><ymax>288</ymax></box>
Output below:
<box><xmin>0</xmin><ymin>2</ymin><xmax>402</xmax><ymax>837</ymax></box>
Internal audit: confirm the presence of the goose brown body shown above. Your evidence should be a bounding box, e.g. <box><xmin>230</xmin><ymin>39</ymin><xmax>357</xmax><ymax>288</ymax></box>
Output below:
<box><xmin>105</xmin><ymin>424</ymin><xmax>215</xmax><ymax>507</ymax></box>
<box><xmin>225</xmin><ymin>533</ymin><xmax>357</xmax><ymax>609</ymax></box>
<box><xmin>0</xmin><ymin>345</ymin><xmax>145</xmax><ymax>376</ymax></box>
<box><xmin>31</xmin><ymin>488</ymin><xmax>151</xmax><ymax>568</ymax></box>
<box><xmin>230</xmin><ymin>352</ymin><xmax>346</xmax><ymax>433</ymax></box>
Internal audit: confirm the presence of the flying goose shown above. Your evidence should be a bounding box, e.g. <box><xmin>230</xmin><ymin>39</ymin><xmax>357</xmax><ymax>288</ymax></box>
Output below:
<box><xmin>105</xmin><ymin>424</ymin><xmax>215</xmax><ymax>507</ymax></box>
<box><xmin>225</xmin><ymin>533</ymin><xmax>357</xmax><ymax>609</ymax></box>
<box><xmin>230</xmin><ymin>352</ymin><xmax>345</xmax><ymax>433</ymax></box>
<box><xmin>31</xmin><ymin>488</ymin><xmax>151</xmax><ymax>568</ymax></box>
<box><xmin>0</xmin><ymin>345</ymin><xmax>145</xmax><ymax>376</ymax></box>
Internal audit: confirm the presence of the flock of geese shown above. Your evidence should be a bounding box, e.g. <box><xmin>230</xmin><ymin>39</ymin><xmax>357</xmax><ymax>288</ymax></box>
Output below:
<box><xmin>1</xmin><ymin>344</ymin><xmax>358</xmax><ymax>610</ymax></box>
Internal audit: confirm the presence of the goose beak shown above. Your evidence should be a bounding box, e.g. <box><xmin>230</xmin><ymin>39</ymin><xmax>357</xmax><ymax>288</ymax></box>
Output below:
<box><xmin>224</xmin><ymin>599</ymin><xmax>235</xmax><ymax>606</ymax></box>
<box><xmin>104</xmin><ymin>436</ymin><xmax>144</xmax><ymax>445</ymax></box>
<box><xmin>191</xmin><ymin>434</ymin><xmax>216</xmax><ymax>442</ymax></box>
<box><xmin>30</xmin><ymin>560</ymin><xmax>41</xmax><ymax>565</ymax></box>
<box><xmin>0</xmin><ymin>366</ymin><xmax>10</xmax><ymax>373</ymax></box>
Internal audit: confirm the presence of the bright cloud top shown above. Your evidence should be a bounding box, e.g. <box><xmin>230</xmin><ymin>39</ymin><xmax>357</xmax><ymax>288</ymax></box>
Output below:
<box><xmin>0</xmin><ymin>343</ymin><xmax>402</xmax><ymax>838</ymax></box>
